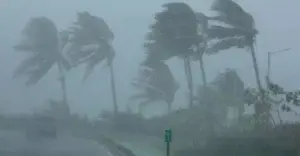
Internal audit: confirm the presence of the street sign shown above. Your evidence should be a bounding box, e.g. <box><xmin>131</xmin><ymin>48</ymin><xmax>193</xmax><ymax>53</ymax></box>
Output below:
<box><xmin>164</xmin><ymin>128</ymin><xmax>172</xmax><ymax>156</ymax></box>
<box><xmin>164</xmin><ymin>128</ymin><xmax>172</xmax><ymax>142</ymax></box>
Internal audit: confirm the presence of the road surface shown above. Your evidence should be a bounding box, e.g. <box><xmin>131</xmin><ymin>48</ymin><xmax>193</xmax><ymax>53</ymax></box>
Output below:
<box><xmin>103</xmin><ymin>132</ymin><xmax>164</xmax><ymax>156</ymax></box>
<box><xmin>0</xmin><ymin>129</ymin><xmax>136</xmax><ymax>156</ymax></box>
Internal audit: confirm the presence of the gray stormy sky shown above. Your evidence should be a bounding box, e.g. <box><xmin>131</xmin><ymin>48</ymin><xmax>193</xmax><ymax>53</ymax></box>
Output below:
<box><xmin>0</xmin><ymin>0</ymin><xmax>299</xmax><ymax>118</ymax></box>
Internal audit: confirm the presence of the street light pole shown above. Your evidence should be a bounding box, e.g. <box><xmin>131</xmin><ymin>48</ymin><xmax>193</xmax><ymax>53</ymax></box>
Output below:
<box><xmin>266</xmin><ymin>48</ymin><xmax>291</xmax><ymax>83</ymax></box>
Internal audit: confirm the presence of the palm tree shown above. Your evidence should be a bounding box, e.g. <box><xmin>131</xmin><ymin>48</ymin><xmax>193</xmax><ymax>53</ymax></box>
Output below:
<box><xmin>207</xmin><ymin>0</ymin><xmax>267</xmax><ymax>123</ymax></box>
<box><xmin>13</xmin><ymin>17</ymin><xmax>71</xmax><ymax>111</ymax></box>
<box><xmin>67</xmin><ymin>12</ymin><xmax>118</xmax><ymax>114</ymax></box>
<box><xmin>194</xmin><ymin>12</ymin><xmax>210</xmax><ymax>86</ymax></box>
<box><xmin>130</xmin><ymin>59</ymin><xmax>179</xmax><ymax>114</ymax></box>
<box><xmin>212</xmin><ymin>69</ymin><xmax>245</xmax><ymax>119</ymax></box>
<box><xmin>193</xmin><ymin>69</ymin><xmax>244</xmax><ymax>135</ymax></box>
<box><xmin>208</xmin><ymin>0</ymin><xmax>260</xmax><ymax>91</ymax></box>
<box><xmin>145</xmin><ymin>2</ymin><xmax>200</xmax><ymax>108</ymax></box>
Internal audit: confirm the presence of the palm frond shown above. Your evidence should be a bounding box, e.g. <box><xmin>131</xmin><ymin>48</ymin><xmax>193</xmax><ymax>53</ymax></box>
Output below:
<box><xmin>211</xmin><ymin>0</ymin><xmax>256</xmax><ymax>31</ymax></box>
<box><xmin>71</xmin><ymin>11</ymin><xmax>113</xmax><ymax>45</ymax></box>
<box><xmin>13</xmin><ymin>17</ymin><xmax>61</xmax><ymax>85</ymax></box>
<box><xmin>146</xmin><ymin>2</ymin><xmax>198</xmax><ymax>59</ymax></box>
<box><xmin>81</xmin><ymin>50</ymin><xmax>106</xmax><ymax>82</ymax></box>
<box><xmin>206</xmin><ymin>37</ymin><xmax>247</xmax><ymax>54</ymax></box>
<box><xmin>211</xmin><ymin>69</ymin><xmax>245</xmax><ymax>107</ymax></box>
<box><xmin>132</xmin><ymin>61</ymin><xmax>179</xmax><ymax>105</ymax></box>
<box><xmin>207</xmin><ymin>25</ymin><xmax>245</xmax><ymax>40</ymax></box>
<box><xmin>17</xmin><ymin>17</ymin><xmax>59</xmax><ymax>54</ymax></box>
<box><xmin>68</xmin><ymin>12</ymin><xmax>115</xmax><ymax>80</ymax></box>
<box><xmin>59</xmin><ymin>56</ymin><xmax>71</xmax><ymax>71</ymax></box>
<box><xmin>58</xmin><ymin>30</ymin><xmax>70</xmax><ymax>51</ymax></box>
<box><xmin>67</xmin><ymin>43</ymin><xmax>97</xmax><ymax>65</ymax></box>
<box><xmin>131</xmin><ymin>79</ymin><xmax>165</xmax><ymax>98</ymax></box>
<box><xmin>25</xmin><ymin>59</ymin><xmax>53</xmax><ymax>85</ymax></box>
<box><xmin>13</xmin><ymin>54</ymin><xmax>41</xmax><ymax>78</ymax></box>
<box><xmin>196</xmin><ymin>12</ymin><xmax>209</xmax><ymax>34</ymax></box>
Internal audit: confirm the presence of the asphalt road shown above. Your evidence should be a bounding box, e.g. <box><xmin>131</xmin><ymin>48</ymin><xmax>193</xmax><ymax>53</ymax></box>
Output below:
<box><xmin>0</xmin><ymin>130</ymin><xmax>136</xmax><ymax>156</ymax></box>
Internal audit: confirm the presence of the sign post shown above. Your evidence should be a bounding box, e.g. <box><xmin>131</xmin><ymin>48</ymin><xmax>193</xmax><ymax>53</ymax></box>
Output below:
<box><xmin>164</xmin><ymin>128</ymin><xmax>172</xmax><ymax>156</ymax></box>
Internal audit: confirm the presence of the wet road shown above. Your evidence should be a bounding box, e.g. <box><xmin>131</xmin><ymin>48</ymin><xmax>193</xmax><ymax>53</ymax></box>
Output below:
<box><xmin>0</xmin><ymin>130</ymin><xmax>135</xmax><ymax>156</ymax></box>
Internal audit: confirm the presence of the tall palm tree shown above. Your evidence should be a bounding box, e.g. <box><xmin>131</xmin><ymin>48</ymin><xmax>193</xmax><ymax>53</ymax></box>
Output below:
<box><xmin>194</xmin><ymin>12</ymin><xmax>209</xmax><ymax>86</ymax></box>
<box><xmin>145</xmin><ymin>2</ymin><xmax>200</xmax><ymax>108</ymax></box>
<box><xmin>130</xmin><ymin>59</ymin><xmax>179</xmax><ymax>114</ymax></box>
<box><xmin>67</xmin><ymin>12</ymin><xmax>118</xmax><ymax>114</ymax></box>
<box><xmin>207</xmin><ymin>0</ymin><xmax>267</xmax><ymax>123</ymax></box>
<box><xmin>208</xmin><ymin>0</ymin><xmax>260</xmax><ymax>90</ymax></box>
<box><xmin>13</xmin><ymin>17</ymin><xmax>71</xmax><ymax>110</ymax></box>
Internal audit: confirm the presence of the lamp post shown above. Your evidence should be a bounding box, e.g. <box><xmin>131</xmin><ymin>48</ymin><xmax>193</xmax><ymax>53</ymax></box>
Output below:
<box><xmin>266</xmin><ymin>48</ymin><xmax>291</xmax><ymax>83</ymax></box>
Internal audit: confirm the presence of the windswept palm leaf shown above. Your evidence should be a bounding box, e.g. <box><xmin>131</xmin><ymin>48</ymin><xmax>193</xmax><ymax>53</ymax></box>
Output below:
<box><xmin>13</xmin><ymin>17</ymin><xmax>69</xmax><ymax>85</ymax></box>
<box><xmin>131</xmin><ymin>61</ymin><xmax>179</xmax><ymax>106</ymax></box>
<box><xmin>131</xmin><ymin>76</ymin><xmax>166</xmax><ymax>102</ymax></box>
<box><xmin>209</xmin><ymin>0</ymin><xmax>258</xmax><ymax>54</ymax></box>
<box><xmin>196</xmin><ymin>12</ymin><xmax>208</xmax><ymax>33</ymax></box>
<box><xmin>206</xmin><ymin>37</ymin><xmax>247</xmax><ymax>54</ymax></box>
<box><xmin>71</xmin><ymin>11</ymin><xmax>113</xmax><ymax>43</ymax></box>
<box><xmin>68</xmin><ymin>12</ymin><xmax>115</xmax><ymax>81</ymax></box>
<box><xmin>213</xmin><ymin>69</ymin><xmax>244</xmax><ymax>104</ymax></box>
<box><xmin>130</xmin><ymin>85</ymin><xmax>166</xmax><ymax>113</ymax></box>
<box><xmin>211</xmin><ymin>0</ymin><xmax>256</xmax><ymax>31</ymax></box>
<box><xmin>207</xmin><ymin>26</ymin><xmax>246</xmax><ymax>40</ymax></box>
<box><xmin>146</xmin><ymin>2</ymin><xmax>199</xmax><ymax>60</ymax></box>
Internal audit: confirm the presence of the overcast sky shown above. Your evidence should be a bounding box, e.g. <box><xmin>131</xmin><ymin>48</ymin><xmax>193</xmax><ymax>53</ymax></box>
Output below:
<box><xmin>0</xmin><ymin>0</ymin><xmax>299</xmax><ymax>118</ymax></box>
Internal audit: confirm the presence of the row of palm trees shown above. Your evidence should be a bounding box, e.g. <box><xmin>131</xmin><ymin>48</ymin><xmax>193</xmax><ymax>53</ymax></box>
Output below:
<box><xmin>13</xmin><ymin>12</ymin><xmax>119</xmax><ymax>114</ymax></box>
<box><xmin>132</xmin><ymin>0</ymin><xmax>265</xmax><ymax>116</ymax></box>
<box><xmin>13</xmin><ymin>0</ymin><xmax>267</xmax><ymax>120</ymax></box>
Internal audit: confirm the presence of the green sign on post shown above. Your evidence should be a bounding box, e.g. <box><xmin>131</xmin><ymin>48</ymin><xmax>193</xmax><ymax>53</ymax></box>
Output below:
<box><xmin>164</xmin><ymin>128</ymin><xmax>172</xmax><ymax>156</ymax></box>
<box><xmin>164</xmin><ymin>128</ymin><xmax>172</xmax><ymax>142</ymax></box>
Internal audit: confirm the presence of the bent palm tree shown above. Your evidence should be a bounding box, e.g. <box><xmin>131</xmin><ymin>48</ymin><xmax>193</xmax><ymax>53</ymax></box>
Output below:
<box><xmin>145</xmin><ymin>2</ymin><xmax>200</xmax><ymax>108</ymax></box>
<box><xmin>67</xmin><ymin>12</ymin><xmax>118</xmax><ymax>114</ymax></box>
<box><xmin>13</xmin><ymin>17</ymin><xmax>71</xmax><ymax>110</ymax></box>
<box><xmin>207</xmin><ymin>0</ymin><xmax>268</xmax><ymax>124</ymax></box>
<box><xmin>130</xmin><ymin>60</ymin><xmax>179</xmax><ymax>114</ymax></box>
<box><xmin>208</xmin><ymin>0</ymin><xmax>260</xmax><ymax>90</ymax></box>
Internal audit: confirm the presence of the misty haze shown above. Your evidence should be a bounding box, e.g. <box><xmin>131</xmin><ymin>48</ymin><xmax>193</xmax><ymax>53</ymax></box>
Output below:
<box><xmin>0</xmin><ymin>0</ymin><xmax>300</xmax><ymax>156</ymax></box>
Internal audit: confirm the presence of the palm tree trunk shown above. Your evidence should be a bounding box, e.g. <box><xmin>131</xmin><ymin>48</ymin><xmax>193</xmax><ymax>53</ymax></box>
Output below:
<box><xmin>184</xmin><ymin>57</ymin><xmax>193</xmax><ymax>108</ymax></box>
<box><xmin>109</xmin><ymin>63</ymin><xmax>118</xmax><ymax>115</ymax></box>
<box><xmin>198</xmin><ymin>52</ymin><xmax>214</xmax><ymax>137</ymax></box>
<box><xmin>249</xmin><ymin>45</ymin><xmax>263</xmax><ymax>93</ymax></box>
<box><xmin>58</xmin><ymin>64</ymin><xmax>67</xmax><ymax>105</ymax></box>
<box><xmin>199</xmin><ymin>54</ymin><xmax>207</xmax><ymax>86</ymax></box>
<box><xmin>250</xmin><ymin>45</ymin><xmax>270</xmax><ymax>127</ymax></box>
<box><xmin>60</xmin><ymin>77</ymin><xmax>67</xmax><ymax>104</ymax></box>
<box><xmin>58</xmin><ymin>64</ymin><xmax>70</xmax><ymax>116</ymax></box>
